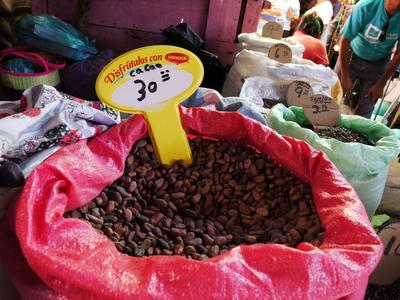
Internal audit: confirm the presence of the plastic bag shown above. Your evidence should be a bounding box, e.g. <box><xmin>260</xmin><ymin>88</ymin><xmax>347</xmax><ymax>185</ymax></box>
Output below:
<box><xmin>222</xmin><ymin>50</ymin><xmax>342</xmax><ymax>102</ymax></box>
<box><xmin>13</xmin><ymin>15</ymin><xmax>98</xmax><ymax>61</ymax></box>
<box><xmin>266</xmin><ymin>104</ymin><xmax>400</xmax><ymax>219</ymax></box>
<box><xmin>181</xmin><ymin>87</ymin><xmax>269</xmax><ymax>124</ymax></box>
<box><xmin>3</xmin><ymin>57</ymin><xmax>35</xmax><ymax>73</ymax></box>
<box><xmin>162</xmin><ymin>23</ymin><xmax>204</xmax><ymax>50</ymax></box>
<box><xmin>240</xmin><ymin>76</ymin><xmax>332</xmax><ymax>107</ymax></box>
<box><xmin>0</xmin><ymin>108</ymin><xmax>382</xmax><ymax>299</ymax></box>
<box><xmin>62</xmin><ymin>49</ymin><xmax>117</xmax><ymax>101</ymax></box>
<box><xmin>162</xmin><ymin>23</ymin><xmax>226</xmax><ymax>92</ymax></box>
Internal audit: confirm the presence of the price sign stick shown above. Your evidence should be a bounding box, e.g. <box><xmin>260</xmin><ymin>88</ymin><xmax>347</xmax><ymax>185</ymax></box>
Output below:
<box><xmin>144</xmin><ymin>106</ymin><xmax>191</xmax><ymax>165</ymax></box>
<box><xmin>96</xmin><ymin>45</ymin><xmax>204</xmax><ymax>166</ymax></box>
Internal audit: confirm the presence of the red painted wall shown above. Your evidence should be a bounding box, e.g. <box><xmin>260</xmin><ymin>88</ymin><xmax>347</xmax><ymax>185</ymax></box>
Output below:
<box><xmin>31</xmin><ymin>0</ymin><xmax>263</xmax><ymax>65</ymax></box>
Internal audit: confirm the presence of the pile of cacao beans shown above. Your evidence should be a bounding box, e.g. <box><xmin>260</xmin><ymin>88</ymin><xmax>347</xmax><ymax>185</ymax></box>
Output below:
<box><xmin>65</xmin><ymin>137</ymin><xmax>324</xmax><ymax>260</ymax></box>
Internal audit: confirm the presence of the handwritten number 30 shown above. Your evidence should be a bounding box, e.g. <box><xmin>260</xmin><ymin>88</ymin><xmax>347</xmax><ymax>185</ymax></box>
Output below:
<box><xmin>134</xmin><ymin>79</ymin><xmax>158</xmax><ymax>102</ymax></box>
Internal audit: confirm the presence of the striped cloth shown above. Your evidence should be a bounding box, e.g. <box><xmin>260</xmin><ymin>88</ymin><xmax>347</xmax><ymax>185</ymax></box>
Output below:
<box><xmin>0</xmin><ymin>69</ymin><xmax>61</xmax><ymax>90</ymax></box>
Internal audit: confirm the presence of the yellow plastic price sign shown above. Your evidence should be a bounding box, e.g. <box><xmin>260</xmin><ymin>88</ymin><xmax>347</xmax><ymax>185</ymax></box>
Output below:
<box><xmin>262</xmin><ymin>22</ymin><xmax>283</xmax><ymax>39</ymax></box>
<box><xmin>268</xmin><ymin>43</ymin><xmax>292</xmax><ymax>64</ymax></box>
<box><xmin>96</xmin><ymin>45</ymin><xmax>204</xmax><ymax>165</ymax></box>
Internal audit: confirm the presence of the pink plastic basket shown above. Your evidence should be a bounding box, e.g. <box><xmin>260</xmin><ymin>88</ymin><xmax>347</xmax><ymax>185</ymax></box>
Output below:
<box><xmin>0</xmin><ymin>46</ymin><xmax>65</xmax><ymax>91</ymax></box>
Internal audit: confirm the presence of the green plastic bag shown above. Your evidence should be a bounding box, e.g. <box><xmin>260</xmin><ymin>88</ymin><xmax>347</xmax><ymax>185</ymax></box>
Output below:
<box><xmin>266</xmin><ymin>104</ymin><xmax>400</xmax><ymax>219</ymax></box>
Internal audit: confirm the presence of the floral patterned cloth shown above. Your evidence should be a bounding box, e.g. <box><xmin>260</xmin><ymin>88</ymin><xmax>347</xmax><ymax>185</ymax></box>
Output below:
<box><xmin>0</xmin><ymin>84</ymin><xmax>120</xmax><ymax>162</ymax></box>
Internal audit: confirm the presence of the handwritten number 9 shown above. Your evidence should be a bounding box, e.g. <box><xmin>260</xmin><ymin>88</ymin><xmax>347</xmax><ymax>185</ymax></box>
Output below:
<box><xmin>134</xmin><ymin>79</ymin><xmax>158</xmax><ymax>102</ymax></box>
<box><xmin>295</xmin><ymin>86</ymin><xmax>303</xmax><ymax>98</ymax></box>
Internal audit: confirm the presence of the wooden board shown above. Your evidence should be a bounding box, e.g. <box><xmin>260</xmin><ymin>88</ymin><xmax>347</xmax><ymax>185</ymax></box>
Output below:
<box><xmin>47</xmin><ymin>0</ymin><xmax>209</xmax><ymax>36</ymax></box>
<box><xmin>241</xmin><ymin>0</ymin><xmax>264</xmax><ymax>33</ymax></box>
<box><xmin>31</xmin><ymin>0</ymin><xmax>48</xmax><ymax>14</ymax></box>
<box><xmin>205</xmin><ymin>0</ymin><xmax>242</xmax><ymax>53</ymax></box>
<box><xmin>86</xmin><ymin>25</ymin><xmax>164</xmax><ymax>54</ymax></box>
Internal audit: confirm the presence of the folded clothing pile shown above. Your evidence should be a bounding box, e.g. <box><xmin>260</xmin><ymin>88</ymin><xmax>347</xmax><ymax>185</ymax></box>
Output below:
<box><xmin>0</xmin><ymin>84</ymin><xmax>120</xmax><ymax>188</ymax></box>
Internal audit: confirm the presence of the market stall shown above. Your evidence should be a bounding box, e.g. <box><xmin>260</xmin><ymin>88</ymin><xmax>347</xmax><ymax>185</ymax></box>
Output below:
<box><xmin>0</xmin><ymin>1</ymin><xmax>400</xmax><ymax>299</ymax></box>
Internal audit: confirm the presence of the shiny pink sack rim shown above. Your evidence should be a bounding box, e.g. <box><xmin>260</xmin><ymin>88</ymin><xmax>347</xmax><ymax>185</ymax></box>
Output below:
<box><xmin>7</xmin><ymin>108</ymin><xmax>383</xmax><ymax>299</ymax></box>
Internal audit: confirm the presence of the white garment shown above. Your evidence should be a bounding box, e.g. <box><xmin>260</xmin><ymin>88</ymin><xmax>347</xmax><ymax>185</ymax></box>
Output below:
<box><xmin>304</xmin><ymin>1</ymin><xmax>333</xmax><ymax>45</ymax></box>
<box><xmin>304</xmin><ymin>1</ymin><xmax>333</xmax><ymax>25</ymax></box>
<box><xmin>269</xmin><ymin>0</ymin><xmax>300</xmax><ymax>31</ymax></box>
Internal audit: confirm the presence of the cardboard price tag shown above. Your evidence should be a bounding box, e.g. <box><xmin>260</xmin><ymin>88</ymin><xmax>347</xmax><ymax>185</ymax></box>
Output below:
<box><xmin>262</xmin><ymin>22</ymin><xmax>283</xmax><ymax>39</ymax></box>
<box><xmin>303</xmin><ymin>94</ymin><xmax>340</xmax><ymax>127</ymax></box>
<box><xmin>268</xmin><ymin>43</ymin><xmax>292</xmax><ymax>64</ymax></box>
<box><xmin>286</xmin><ymin>81</ymin><xmax>313</xmax><ymax>107</ymax></box>
<box><xmin>96</xmin><ymin>45</ymin><xmax>204</xmax><ymax>165</ymax></box>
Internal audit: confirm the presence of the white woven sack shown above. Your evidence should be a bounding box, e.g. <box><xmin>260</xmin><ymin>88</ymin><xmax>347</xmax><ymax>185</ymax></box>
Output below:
<box><xmin>237</xmin><ymin>32</ymin><xmax>305</xmax><ymax>59</ymax></box>
<box><xmin>222</xmin><ymin>50</ymin><xmax>341</xmax><ymax>100</ymax></box>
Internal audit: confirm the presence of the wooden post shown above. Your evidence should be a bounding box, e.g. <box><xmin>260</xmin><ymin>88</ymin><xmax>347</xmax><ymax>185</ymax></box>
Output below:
<box><xmin>241</xmin><ymin>0</ymin><xmax>264</xmax><ymax>33</ymax></box>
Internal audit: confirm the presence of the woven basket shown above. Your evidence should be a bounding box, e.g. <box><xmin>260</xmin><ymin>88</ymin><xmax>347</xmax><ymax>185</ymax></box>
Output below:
<box><xmin>0</xmin><ymin>46</ymin><xmax>65</xmax><ymax>93</ymax></box>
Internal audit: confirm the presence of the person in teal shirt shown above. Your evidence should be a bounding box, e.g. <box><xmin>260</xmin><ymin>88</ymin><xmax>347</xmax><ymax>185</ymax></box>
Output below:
<box><xmin>339</xmin><ymin>0</ymin><xmax>400</xmax><ymax>118</ymax></box>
